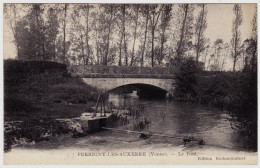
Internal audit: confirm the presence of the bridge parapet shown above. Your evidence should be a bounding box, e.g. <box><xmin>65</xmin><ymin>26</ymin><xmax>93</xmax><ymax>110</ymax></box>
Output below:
<box><xmin>70</xmin><ymin>65</ymin><xmax>176</xmax><ymax>78</ymax></box>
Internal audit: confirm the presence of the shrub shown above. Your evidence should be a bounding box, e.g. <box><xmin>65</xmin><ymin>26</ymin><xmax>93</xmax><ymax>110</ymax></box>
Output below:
<box><xmin>174</xmin><ymin>58</ymin><xmax>202</xmax><ymax>101</ymax></box>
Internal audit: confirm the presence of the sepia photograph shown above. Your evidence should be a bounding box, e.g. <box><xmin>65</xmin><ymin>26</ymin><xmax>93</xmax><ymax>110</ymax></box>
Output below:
<box><xmin>1</xmin><ymin>0</ymin><xmax>258</xmax><ymax>165</ymax></box>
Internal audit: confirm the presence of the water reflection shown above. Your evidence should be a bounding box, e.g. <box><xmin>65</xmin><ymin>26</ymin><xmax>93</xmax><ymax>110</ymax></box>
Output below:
<box><xmin>108</xmin><ymin>91</ymin><xmax>254</xmax><ymax>151</ymax></box>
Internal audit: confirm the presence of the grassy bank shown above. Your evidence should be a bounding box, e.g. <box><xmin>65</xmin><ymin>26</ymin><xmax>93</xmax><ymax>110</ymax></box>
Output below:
<box><xmin>4</xmin><ymin>60</ymin><xmax>98</xmax><ymax>121</ymax></box>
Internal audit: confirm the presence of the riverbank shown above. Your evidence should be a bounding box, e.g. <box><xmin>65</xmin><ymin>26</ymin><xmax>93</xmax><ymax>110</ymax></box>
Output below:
<box><xmin>4</xmin><ymin>60</ymin><xmax>99</xmax><ymax>151</ymax></box>
<box><xmin>4</xmin><ymin>60</ymin><xmax>98</xmax><ymax>120</ymax></box>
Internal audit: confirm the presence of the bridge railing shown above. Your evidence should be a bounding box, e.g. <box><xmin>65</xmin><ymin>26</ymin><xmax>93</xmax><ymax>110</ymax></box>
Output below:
<box><xmin>69</xmin><ymin>65</ymin><xmax>176</xmax><ymax>78</ymax></box>
<box><xmin>71</xmin><ymin>73</ymin><xmax>174</xmax><ymax>79</ymax></box>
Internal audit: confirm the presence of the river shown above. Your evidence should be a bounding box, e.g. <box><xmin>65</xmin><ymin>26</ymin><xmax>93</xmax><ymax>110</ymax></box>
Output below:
<box><xmin>14</xmin><ymin>91</ymin><xmax>254</xmax><ymax>152</ymax></box>
<box><xmin>4</xmin><ymin>91</ymin><xmax>257</xmax><ymax>164</ymax></box>
<box><xmin>107</xmin><ymin>91</ymin><xmax>255</xmax><ymax>152</ymax></box>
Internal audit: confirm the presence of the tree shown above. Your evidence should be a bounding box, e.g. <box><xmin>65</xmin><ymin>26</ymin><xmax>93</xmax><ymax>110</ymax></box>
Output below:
<box><xmin>62</xmin><ymin>4</ymin><xmax>68</xmax><ymax>64</ymax></box>
<box><xmin>249</xmin><ymin>8</ymin><xmax>257</xmax><ymax>72</ymax></box>
<box><xmin>91</xmin><ymin>6</ymin><xmax>102</xmax><ymax>65</ymax></box>
<box><xmin>70</xmin><ymin>5</ymin><xmax>85</xmax><ymax>65</ymax></box>
<box><xmin>149</xmin><ymin>4</ymin><xmax>162</xmax><ymax>67</ymax></box>
<box><xmin>174</xmin><ymin>58</ymin><xmax>202</xmax><ymax>101</ymax></box>
<box><xmin>13</xmin><ymin>17</ymin><xmax>30</xmax><ymax>60</ymax></box>
<box><xmin>29</xmin><ymin>4</ymin><xmax>45</xmax><ymax>60</ymax></box>
<box><xmin>158</xmin><ymin>4</ymin><xmax>172</xmax><ymax>65</ymax></box>
<box><xmin>175</xmin><ymin>4</ymin><xmax>195</xmax><ymax>64</ymax></box>
<box><xmin>130</xmin><ymin>4</ymin><xmax>140</xmax><ymax>66</ymax></box>
<box><xmin>7</xmin><ymin>4</ymin><xmax>60</xmax><ymax>61</ymax></box>
<box><xmin>116</xmin><ymin>4</ymin><xmax>130</xmax><ymax>66</ymax></box>
<box><xmin>69</xmin><ymin>4</ymin><xmax>93</xmax><ymax>65</ymax></box>
<box><xmin>242</xmin><ymin>10</ymin><xmax>257</xmax><ymax>72</ymax></box>
<box><xmin>208</xmin><ymin>39</ymin><xmax>227</xmax><ymax>71</ymax></box>
<box><xmin>140</xmin><ymin>5</ymin><xmax>150</xmax><ymax>67</ymax></box>
<box><xmin>45</xmin><ymin>7</ymin><xmax>59</xmax><ymax>61</ymax></box>
<box><xmin>85</xmin><ymin>4</ymin><xmax>91</xmax><ymax>65</ymax></box>
<box><xmin>194</xmin><ymin>4</ymin><xmax>207</xmax><ymax>62</ymax></box>
<box><xmin>4</xmin><ymin>4</ymin><xmax>22</xmax><ymax>59</ymax></box>
<box><xmin>230</xmin><ymin>4</ymin><xmax>243</xmax><ymax>71</ymax></box>
<box><xmin>14</xmin><ymin>4</ymin><xmax>45</xmax><ymax>60</ymax></box>
<box><xmin>235</xmin><ymin>8</ymin><xmax>257</xmax><ymax>144</ymax></box>
<box><xmin>103</xmin><ymin>4</ymin><xmax>116</xmax><ymax>65</ymax></box>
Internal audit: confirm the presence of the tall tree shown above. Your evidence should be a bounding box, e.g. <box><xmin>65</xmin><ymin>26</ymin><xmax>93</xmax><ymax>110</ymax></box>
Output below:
<box><xmin>70</xmin><ymin>5</ymin><xmax>85</xmax><ymax>65</ymax></box>
<box><xmin>45</xmin><ymin>6</ymin><xmax>59</xmax><ymax>61</ymax></box>
<box><xmin>158</xmin><ymin>4</ymin><xmax>172</xmax><ymax>65</ymax></box>
<box><xmin>26</xmin><ymin>4</ymin><xmax>45</xmax><ymax>60</ymax></box>
<box><xmin>230</xmin><ymin>4</ymin><xmax>243</xmax><ymax>71</ymax></box>
<box><xmin>242</xmin><ymin>9</ymin><xmax>257</xmax><ymax>72</ymax></box>
<box><xmin>116</xmin><ymin>4</ymin><xmax>127</xmax><ymax>66</ymax></box>
<box><xmin>122</xmin><ymin>5</ymin><xmax>128</xmax><ymax>66</ymax></box>
<box><xmin>103</xmin><ymin>4</ymin><xmax>115</xmax><ymax>65</ymax></box>
<box><xmin>140</xmin><ymin>5</ymin><xmax>150</xmax><ymax>67</ymax></box>
<box><xmin>118</xmin><ymin>28</ymin><xmax>123</xmax><ymax>66</ymax></box>
<box><xmin>91</xmin><ymin>6</ymin><xmax>102</xmax><ymax>65</ymax></box>
<box><xmin>4</xmin><ymin>4</ymin><xmax>21</xmax><ymax>59</ymax></box>
<box><xmin>194</xmin><ymin>4</ymin><xmax>207</xmax><ymax>62</ymax></box>
<box><xmin>175</xmin><ymin>4</ymin><xmax>195</xmax><ymax>64</ymax></box>
<box><xmin>63</xmin><ymin>4</ymin><xmax>68</xmax><ymax>64</ymax></box>
<box><xmin>13</xmin><ymin>17</ymin><xmax>30</xmax><ymax>60</ymax></box>
<box><xmin>130</xmin><ymin>4</ymin><xmax>140</xmax><ymax>66</ymax></box>
<box><xmin>149</xmin><ymin>4</ymin><xmax>161</xmax><ymax>67</ymax></box>
<box><xmin>250</xmin><ymin>8</ymin><xmax>257</xmax><ymax>71</ymax></box>
<box><xmin>85</xmin><ymin>4</ymin><xmax>91</xmax><ymax>65</ymax></box>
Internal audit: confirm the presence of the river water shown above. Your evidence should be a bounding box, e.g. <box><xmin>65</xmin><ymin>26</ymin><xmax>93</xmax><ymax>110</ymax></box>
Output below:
<box><xmin>5</xmin><ymin>91</ymin><xmax>258</xmax><ymax>164</ymax></box>
<box><xmin>6</xmin><ymin>91</ymin><xmax>256</xmax><ymax>154</ymax></box>
<box><xmin>107</xmin><ymin>91</ymin><xmax>255</xmax><ymax>152</ymax></box>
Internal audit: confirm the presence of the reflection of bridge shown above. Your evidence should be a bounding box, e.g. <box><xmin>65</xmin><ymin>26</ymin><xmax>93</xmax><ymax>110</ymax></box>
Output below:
<box><xmin>70</xmin><ymin>65</ymin><xmax>176</xmax><ymax>97</ymax></box>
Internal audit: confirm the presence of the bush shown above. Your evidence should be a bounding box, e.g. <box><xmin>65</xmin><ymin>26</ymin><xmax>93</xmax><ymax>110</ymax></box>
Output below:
<box><xmin>174</xmin><ymin>58</ymin><xmax>202</xmax><ymax>101</ymax></box>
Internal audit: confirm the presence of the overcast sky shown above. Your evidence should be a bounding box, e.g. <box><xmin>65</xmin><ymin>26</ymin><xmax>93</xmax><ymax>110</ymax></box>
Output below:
<box><xmin>3</xmin><ymin>3</ymin><xmax>257</xmax><ymax>62</ymax></box>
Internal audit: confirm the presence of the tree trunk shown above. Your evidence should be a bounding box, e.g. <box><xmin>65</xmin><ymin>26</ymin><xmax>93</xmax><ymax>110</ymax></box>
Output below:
<box><xmin>150</xmin><ymin>6</ymin><xmax>161</xmax><ymax>67</ymax></box>
<box><xmin>159</xmin><ymin>33</ymin><xmax>165</xmax><ymax>65</ymax></box>
<box><xmin>42</xmin><ymin>37</ymin><xmax>45</xmax><ymax>60</ymax></box>
<box><xmin>196</xmin><ymin>4</ymin><xmax>205</xmax><ymax>62</ymax></box>
<box><xmin>86</xmin><ymin>5</ymin><xmax>90</xmax><ymax>65</ymax></box>
<box><xmin>122</xmin><ymin>5</ymin><xmax>128</xmax><ymax>66</ymax></box>
<box><xmin>233</xmin><ymin>25</ymin><xmax>238</xmax><ymax>71</ymax></box>
<box><xmin>130</xmin><ymin>6</ymin><xmax>139</xmax><ymax>66</ymax></box>
<box><xmin>63</xmin><ymin>4</ymin><xmax>67</xmax><ymax>64</ymax></box>
<box><xmin>118</xmin><ymin>33</ymin><xmax>123</xmax><ymax>66</ymax></box>
<box><xmin>176</xmin><ymin>4</ymin><xmax>188</xmax><ymax>62</ymax></box>
<box><xmin>151</xmin><ymin>28</ymin><xmax>155</xmax><ymax>67</ymax></box>
<box><xmin>141</xmin><ymin>6</ymin><xmax>149</xmax><ymax>67</ymax></box>
<box><xmin>95</xmin><ymin>11</ymin><xmax>99</xmax><ymax>65</ymax></box>
<box><xmin>80</xmin><ymin>34</ymin><xmax>85</xmax><ymax>65</ymax></box>
<box><xmin>104</xmin><ymin>5</ymin><xmax>113</xmax><ymax>65</ymax></box>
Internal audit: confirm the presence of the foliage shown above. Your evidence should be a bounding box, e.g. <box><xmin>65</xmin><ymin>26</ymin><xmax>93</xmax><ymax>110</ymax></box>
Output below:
<box><xmin>174</xmin><ymin>4</ymin><xmax>195</xmax><ymax>64</ymax></box>
<box><xmin>194</xmin><ymin>4</ymin><xmax>208</xmax><ymax>62</ymax></box>
<box><xmin>4</xmin><ymin>4</ymin><xmax>256</xmax><ymax>70</ymax></box>
<box><xmin>230</xmin><ymin>4</ymin><xmax>243</xmax><ymax>71</ymax></box>
<box><xmin>174</xmin><ymin>55</ymin><xmax>257</xmax><ymax>149</ymax></box>
<box><xmin>174</xmin><ymin>58</ymin><xmax>202</xmax><ymax>101</ymax></box>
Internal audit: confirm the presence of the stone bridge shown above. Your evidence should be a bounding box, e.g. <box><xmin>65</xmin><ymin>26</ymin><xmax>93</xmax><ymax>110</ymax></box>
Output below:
<box><xmin>70</xmin><ymin>65</ymin><xmax>176</xmax><ymax>97</ymax></box>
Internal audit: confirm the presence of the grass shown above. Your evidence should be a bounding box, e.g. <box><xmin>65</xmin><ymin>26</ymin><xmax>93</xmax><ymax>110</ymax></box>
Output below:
<box><xmin>4</xmin><ymin>60</ymin><xmax>98</xmax><ymax>121</ymax></box>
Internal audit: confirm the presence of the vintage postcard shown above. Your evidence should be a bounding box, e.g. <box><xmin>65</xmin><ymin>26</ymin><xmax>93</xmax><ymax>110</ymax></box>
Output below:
<box><xmin>1</xmin><ymin>0</ymin><xmax>258</xmax><ymax>166</ymax></box>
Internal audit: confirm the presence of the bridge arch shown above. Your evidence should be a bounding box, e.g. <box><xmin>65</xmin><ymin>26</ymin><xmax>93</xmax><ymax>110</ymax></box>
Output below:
<box><xmin>107</xmin><ymin>83</ymin><xmax>168</xmax><ymax>98</ymax></box>
<box><xmin>81</xmin><ymin>77</ymin><xmax>175</xmax><ymax>97</ymax></box>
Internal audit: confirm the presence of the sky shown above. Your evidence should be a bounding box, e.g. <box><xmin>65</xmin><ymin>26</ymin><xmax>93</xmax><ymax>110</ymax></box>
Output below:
<box><xmin>3</xmin><ymin>3</ymin><xmax>257</xmax><ymax>64</ymax></box>
<box><xmin>205</xmin><ymin>4</ymin><xmax>256</xmax><ymax>45</ymax></box>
